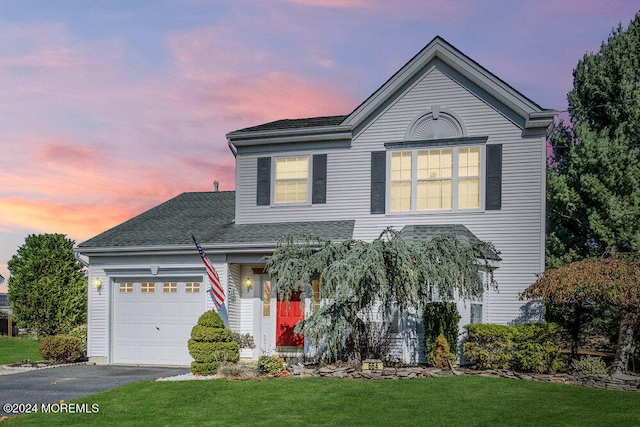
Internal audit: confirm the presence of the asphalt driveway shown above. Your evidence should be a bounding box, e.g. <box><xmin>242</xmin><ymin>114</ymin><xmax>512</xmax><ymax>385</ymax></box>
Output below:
<box><xmin>0</xmin><ymin>364</ymin><xmax>188</xmax><ymax>416</ymax></box>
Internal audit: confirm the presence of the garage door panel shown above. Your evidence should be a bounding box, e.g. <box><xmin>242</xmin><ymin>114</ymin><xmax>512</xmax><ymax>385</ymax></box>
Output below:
<box><xmin>112</xmin><ymin>279</ymin><xmax>205</xmax><ymax>366</ymax></box>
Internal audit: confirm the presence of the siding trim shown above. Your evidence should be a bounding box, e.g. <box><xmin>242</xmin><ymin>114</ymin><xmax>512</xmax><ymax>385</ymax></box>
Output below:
<box><xmin>385</xmin><ymin>136</ymin><xmax>487</xmax><ymax>150</ymax></box>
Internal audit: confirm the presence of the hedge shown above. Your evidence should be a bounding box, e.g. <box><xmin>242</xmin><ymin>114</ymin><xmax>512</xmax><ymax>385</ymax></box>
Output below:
<box><xmin>463</xmin><ymin>323</ymin><xmax>563</xmax><ymax>373</ymax></box>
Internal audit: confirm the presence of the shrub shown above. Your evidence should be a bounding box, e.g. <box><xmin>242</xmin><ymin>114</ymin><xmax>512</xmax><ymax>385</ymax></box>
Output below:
<box><xmin>40</xmin><ymin>335</ymin><xmax>83</xmax><ymax>363</ymax></box>
<box><xmin>511</xmin><ymin>323</ymin><xmax>563</xmax><ymax>374</ymax></box>
<box><xmin>423</xmin><ymin>302</ymin><xmax>460</xmax><ymax>360</ymax></box>
<box><xmin>257</xmin><ymin>355</ymin><xmax>285</xmax><ymax>375</ymax></box>
<box><xmin>571</xmin><ymin>356</ymin><xmax>607</xmax><ymax>376</ymax></box>
<box><xmin>463</xmin><ymin>324</ymin><xmax>513</xmax><ymax>370</ymax></box>
<box><xmin>232</xmin><ymin>332</ymin><xmax>256</xmax><ymax>349</ymax></box>
<box><xmin>67</xmin><ymin>324</ymin><xmax>87</xmax><ymax>355</ymax></box>
<box><xmin>463</xmin><ymin>323</ymin><xmax>563</xmax><ymax>373</ymax></box>
<box><xmin>191</xmin><ymin>325</ymin><xmax>233</xmax><ymax>342</ymax></box>
<box><xmin>188</xmin><ymin>310</ymin><xmax>239</xmax><ymax>375</ymax></box>
<box><xmin>428</xmin><ymin>334</ymin><xmax>456</xmax><ymax>369</ymax></box>
<box><xmin>217</xmin><ymin>364</ymin><xmax>260</xmax><ymax>380</ymax></box>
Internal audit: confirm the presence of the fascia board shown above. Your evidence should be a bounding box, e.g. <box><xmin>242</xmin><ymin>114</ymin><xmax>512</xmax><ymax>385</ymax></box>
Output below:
<box><xmin>74</xmin><ymin>242</ymin><xmax>279</xmax><ymax>257</ymax></box>
<box><xmin>226</xmin><ymin>125</ymin><xmax>352</xmax><ymax>146</ymax></box>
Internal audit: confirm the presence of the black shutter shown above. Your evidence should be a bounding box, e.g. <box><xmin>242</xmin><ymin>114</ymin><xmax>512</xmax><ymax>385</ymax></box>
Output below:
<box><xmin>485</xmin><ymin>144</ymin><xmax>502</xmax><ymax>210</ymax></box>
<box><xmin>256</xmin><ymin>157</ymin><xmax>271</xmax><ymax>206</ymax></box>
<box><xmin>370</xmin><ymin>151</ymin><xmax>386</xmax><ymax>214</ymax></box>
<box><xmin>312</xmin><ymin>154</ymin><xmax>327</xmax><ymax>204</ymax></box>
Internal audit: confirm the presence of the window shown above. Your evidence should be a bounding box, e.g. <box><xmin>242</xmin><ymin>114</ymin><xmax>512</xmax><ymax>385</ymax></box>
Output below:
<box><xmin>458</xmin><ymin>147</ymin><xmax>480</xmax><ymax>209</ymax></box>
<box><xmin>185</xmin><ymin>282</ymin><xmax>200</xmax><ymax>293</ymax></box>
<box><xmin>141</xmin><ymin>282</ymin><xmax>155</xmax><ymax>293</ymax></box>
<box><xmin>470</xmin><ymin>292</ymin><xmax>483</xmax><ymax>324</ymax></box>
<box><xmin>262</xmin><ymin>279</ymin><xmax>271</xmax><ymax>316</ymax></box>
<box><xmin>417</xmin><ymin>148</ymin><xmax>452</xmax><ymax>210</ymax></box>
<box><xmin>119</xmin><ymin>283</ymin><xmax>133</xmax><ymax>293</ymax></box>
<box><xmin>311</xmin><ymin>279</ymin><xmax>321</xmax><ymax>312</ymax></box>
<box><xmin>163</xmin><ymin>282</ymin><xmax>177</xmax><ymax>293</ymax></box>
<box><xmin>389</xmin><ymin>146</ymin><xmax>481</xmax><ymax>212</ymax></box>
<box><xmin>275</xmin><ymin>156</ymin><xmax>308</xmax><ymax>203</ymax></box>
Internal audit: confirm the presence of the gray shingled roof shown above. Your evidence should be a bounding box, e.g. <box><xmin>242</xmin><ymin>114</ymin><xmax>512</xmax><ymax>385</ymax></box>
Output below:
<box><xmin>400</xmin><ymin>224</ymin><xmax>501</xmax><ymax>260</ymax></box>
<box><xmin>231</xmin><ymin>115</ymin><xmax>347</xmax><ymax>134</ymax></box>
<box><xmin>78</xmin><ymin>191</ymin><xmax>354</xmax><ymax>249</ymax></box>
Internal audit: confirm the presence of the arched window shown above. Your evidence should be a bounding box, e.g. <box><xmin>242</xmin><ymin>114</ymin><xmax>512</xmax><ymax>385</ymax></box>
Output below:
<box><xmin>405</xmin><ymin>108</ymin><xmax>464</xmax><ymax>140</ymax></box>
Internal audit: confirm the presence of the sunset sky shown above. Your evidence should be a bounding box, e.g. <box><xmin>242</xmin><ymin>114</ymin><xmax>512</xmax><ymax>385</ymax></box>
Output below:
<box><xmin>1</xmin><ymin>1</ymin><xmax>638</xmax><ymax>291</ymax></box>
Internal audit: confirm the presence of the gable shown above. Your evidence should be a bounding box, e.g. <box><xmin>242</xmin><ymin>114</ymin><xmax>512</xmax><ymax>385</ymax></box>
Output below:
<box><xmin>343</xmin><ymin>36</ymin><xmax>555</xmax><ymax>138</ymax></box>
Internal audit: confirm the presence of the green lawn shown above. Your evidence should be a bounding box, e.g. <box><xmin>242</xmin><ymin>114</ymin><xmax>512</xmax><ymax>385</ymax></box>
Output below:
<box><xmin>0</xmin><ymin>337</ymin><xmax>41</xmax><ymax>364</ymax></box>
<box><xmin>5</xmin><ymin>376</ymin><xmax>640</xmax><ymax>426</ymax></box>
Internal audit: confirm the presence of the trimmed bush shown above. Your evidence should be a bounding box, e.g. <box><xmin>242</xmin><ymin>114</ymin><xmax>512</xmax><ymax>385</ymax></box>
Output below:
<box><xmin>189</xmin><ymin>361</ymin><xmax>220</xmax><ymax>376</ymax></box>
<box><xmin>511</xmin><ymin>323</ymin><xmax>563</xmax><ymax>374</ymax></box>
<box><xmin>571</xmin><ymin>356</ymin><xmax>607</xmax><ymax>376</ymax></box>
<box><xmin>188</xmin><ymin>341</ymin><xmax>240</xmax><ymax>363</ymax></box>
<box><xmin>191</xmin><ymin>325</ymin><xmax>233</xmax><ymax>342</ymax></box>
<box><xmin>188</xmin><ymin>310</ymin><xmax>239</xmax><ymax>375</ymax></box>
<box><xmin>67</xmin><ymin>324</ymin><xmax>87</xmax><ymax>355</ymax></box>
<box><xmin>463</xmin><ymin>323</ymin><xmax>563</xmax><ymax>373</ymax></box>
<box><xmin>428</xmin><ymin>334</ymin><xmax>456</xmax><ymax>369</ymax></box>
<box><xmin>423</xmin><ymin>302</ymin><xmax>460</xmax><ymax>360</ymax></box>
<box><xmin>257</xmin><ymin>355</ymin><xmax>285</xmax><ymax>375</ymax></box>
<box><xmin>40</xmin><ymin>335</ymin><xmax>83</xmax><ymax>363</ymax></box>
<box><xmin>463</xmin><ymin>324</ymin><xmax>513</xmax><ymax>370</ymax></box>
<box><xmin>196</xmin><ymin>310</ymin><xmax>225</xmax><ymax>329</ymax></box>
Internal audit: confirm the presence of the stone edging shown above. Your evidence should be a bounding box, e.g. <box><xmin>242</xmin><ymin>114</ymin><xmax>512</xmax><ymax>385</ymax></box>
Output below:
<box><xmin>0</xmin><ymin>361</ymin><xmax>88</xmax><ymax>375</ymax></box>
<box><xmin>287</xmin><ymin>365</ymin><xmax>640</xmax><ymax>391</ymax></box>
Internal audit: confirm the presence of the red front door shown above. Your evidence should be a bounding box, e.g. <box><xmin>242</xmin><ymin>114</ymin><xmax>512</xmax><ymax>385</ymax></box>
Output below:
<box><xmin>276</xmin><ymin>291</ymin><xmax>304</xmax><ymax>349</ymax></box>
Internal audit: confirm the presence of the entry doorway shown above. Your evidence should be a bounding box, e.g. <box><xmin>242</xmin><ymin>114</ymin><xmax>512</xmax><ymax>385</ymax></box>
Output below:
<box><xmin>276</xmin><ymin>291</ymin><xmax>304</xmax><ymax>352</ymax></box>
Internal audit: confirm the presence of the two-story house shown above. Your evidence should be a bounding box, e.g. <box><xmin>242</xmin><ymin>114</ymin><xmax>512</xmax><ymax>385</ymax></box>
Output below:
<box><xmin>76</xmin><ymin>36</ymin><xmax>556</xmax><ymax>366</ymax></box>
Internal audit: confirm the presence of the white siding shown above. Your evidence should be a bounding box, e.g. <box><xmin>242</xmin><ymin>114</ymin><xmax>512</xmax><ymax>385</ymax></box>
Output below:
<box><xmin>87</xmin><ymin>265</ymin><xmax>108</xmax><ymax>361</ymax></box>
<box><xmin>234</xmin><ymin>66</ymin><xmax>545</xmax><ymax>325</ymax></box>
<box><xmin>227</xmin><ymin>263</ymin><xmax>241</xmax><ymax>332</ymax></box>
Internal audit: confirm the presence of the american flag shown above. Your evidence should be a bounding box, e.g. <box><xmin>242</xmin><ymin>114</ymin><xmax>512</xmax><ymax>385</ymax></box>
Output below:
<box><xmin>191</xmin><ymin>233</ymin><xmax>225</xmax><ymax>308</ymax></box>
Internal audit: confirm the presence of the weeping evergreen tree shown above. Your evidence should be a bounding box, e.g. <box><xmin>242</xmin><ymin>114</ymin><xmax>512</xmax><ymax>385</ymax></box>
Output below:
<box><xmin>266</xmin><ymin>228</ymin><xmax>497</xmax><ymax>362</ymax></box>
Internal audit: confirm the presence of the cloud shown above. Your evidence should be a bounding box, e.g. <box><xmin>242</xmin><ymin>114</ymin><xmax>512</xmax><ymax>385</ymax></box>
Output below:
<box><xmin>0</xmin><ymin>198</ymin><xmax>133</xmax><ymax>241</ymax></box>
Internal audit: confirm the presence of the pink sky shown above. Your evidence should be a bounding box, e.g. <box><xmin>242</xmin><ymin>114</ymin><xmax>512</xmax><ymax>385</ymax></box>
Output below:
<box><xmin>1</xmin><ymin>1</ymin><xmax>638</xmax><ymax>291</ymax></box>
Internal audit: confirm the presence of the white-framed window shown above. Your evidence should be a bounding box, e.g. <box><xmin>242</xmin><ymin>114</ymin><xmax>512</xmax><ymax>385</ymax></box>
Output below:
<box><xmin>262</xmin><ymin>279</ymin><xmax>272</xmax><ymax>317</ymax></box>
<box><xmin>389</xmin><ymin>146</ymin><xmax>482</xmax><ymax>212</ymax></box>
<box><xmin>119</xmin><ymin>283</ymin><xmax>133</xmax><ymax>293</ymax></box>
<box><xmin>141</xmin><ymin>282</ymin><xmax>155</xmax><ymax>293</ymax></box>
<box><xmin>274</xmin><ymin>156</ymin><xmax>309</xmax><ymax>204</ymax></box>
<box><xmin>470</xmin><ymin>292</ymin><xmax>483</xmax><ymax>324</ymax></box>
<box><xmin>185</xmin><ymin>282</ymin><xmax>200</xmax><ymax>293</ymax></box>
<box><xmin>162</xmin><ymin>282</ymin><xmax>177</xmax><ymax>293</ymax></box>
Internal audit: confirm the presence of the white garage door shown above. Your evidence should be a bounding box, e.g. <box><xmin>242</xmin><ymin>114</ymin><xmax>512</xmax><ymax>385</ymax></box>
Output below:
<box><xmin>112</xmin><ymin>280</ymin><xmax>205</xmax><ymax>365</ymax></box>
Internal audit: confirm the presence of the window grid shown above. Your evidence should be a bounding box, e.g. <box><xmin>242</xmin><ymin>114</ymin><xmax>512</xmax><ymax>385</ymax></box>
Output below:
<box><xmin>262</xmin><ymin>280</ymin><xmax>271</xmax><ymax>317</ymax></box>
<box><xmin>119</xmin><ymin>283</ymin><xmax>133</xmax><ymax>293</ymax></box>
<box><xmin>163</xmin><ymin>282</ymin><xmax>177</xmax><ymax>293</ymax></box>
<box><xmin>140</xmin><ymin>282</ymin><xmax>155</xmax><ymax>293</ymax></box>
<box><xmin>389</xmin><ymin>146</ymin><xmax>482</xmax><ymax>212</ymax></box>
<box><xmin>185</xmin><ymin>282</ymin><xmax>200</xmax><ymax>293</ymax></box>
<box><xmin>390</xmin><ymin>151</ymin><xmax>412</xmax><ymax>212</ymax></box>
<box><xmin>275</xmin><ymin>156</ymin><xmax>309</xmax><ymax>203</ymax></box>
<box><xmin>458</xmin><ymin>147</ymin><xmax>480</xmax><ymax>209</ymax></box>
<box><xmin>417</xmin><ymin>149</ymin><xmax>453</xmax><ymax>210</ymax></box>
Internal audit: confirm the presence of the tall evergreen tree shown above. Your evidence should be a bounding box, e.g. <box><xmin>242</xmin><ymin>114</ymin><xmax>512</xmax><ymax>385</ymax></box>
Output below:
<box><xmin>546</xmin><ymin>13</ymin><xmax>640</xmax><ymax>269</ymax></box>
<box><xmin>7</xmin><ymin>234</ymin><xmax>87</xmax><ymax>336</ymax></box>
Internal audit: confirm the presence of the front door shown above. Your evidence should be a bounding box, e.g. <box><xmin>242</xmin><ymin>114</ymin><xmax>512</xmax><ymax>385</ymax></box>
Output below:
<box><xmin>276</xmin><ymin>291</ymin><xmax>304</xmax><ymax>352</ymax></box>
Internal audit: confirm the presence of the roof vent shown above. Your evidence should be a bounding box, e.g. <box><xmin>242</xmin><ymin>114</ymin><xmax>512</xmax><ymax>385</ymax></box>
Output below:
<box><xmin>214</xmin><ymin>181</ymin><xmax>219</xmax><ymax>192</ymax></box>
